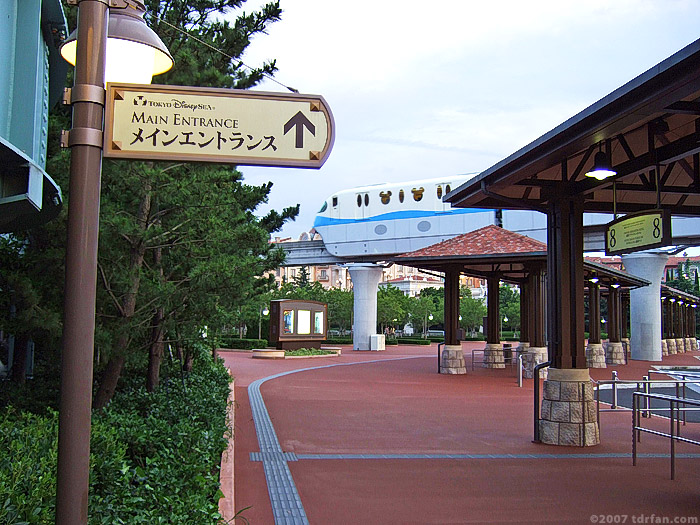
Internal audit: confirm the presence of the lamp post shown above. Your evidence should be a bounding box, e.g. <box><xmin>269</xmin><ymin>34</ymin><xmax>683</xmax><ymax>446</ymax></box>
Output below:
<box><xmin>424</xmin><ymin>313</ymin><xmax>433</xmax><ymax>337</ymax></box>
<box><xmin>56</xmin><ymin>3</ymin><xmax>171</xmax><ymax>523</ymax></box>
<box><xmin>259</xmin><ymin>306</ymin><xmax>269</xmax><ymax>340</ymax></box>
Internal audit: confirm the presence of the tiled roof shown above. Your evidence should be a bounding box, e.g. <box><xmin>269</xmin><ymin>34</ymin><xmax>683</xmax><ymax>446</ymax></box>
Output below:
<box><xmin>666</xmin><ymin>255</ymin><xmax>700</xmax><ymax>267</ymax></box>
<box><xmin>398</xmin><ymin>225</ymin><xmax>547</xmax><ymax>258</ymax></box>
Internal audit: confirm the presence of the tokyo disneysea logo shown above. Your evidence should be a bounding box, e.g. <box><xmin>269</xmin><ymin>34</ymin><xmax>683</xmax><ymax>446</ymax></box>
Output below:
<box><xmin>132</xmin><ymin>95</ymin><xmax>215</xmax><ymax>112</ymax></box>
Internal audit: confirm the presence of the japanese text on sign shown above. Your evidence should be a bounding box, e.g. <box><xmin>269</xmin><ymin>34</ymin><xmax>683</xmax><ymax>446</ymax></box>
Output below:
<box><xmin>104</xmin><ymin>84</ymin><xmax>334</xmax><ymax>169</ymax></box>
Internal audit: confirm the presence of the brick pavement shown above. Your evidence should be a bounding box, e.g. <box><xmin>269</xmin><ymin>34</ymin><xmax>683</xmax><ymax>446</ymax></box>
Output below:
<box><xmin>221</xmin><ymin>344</ymin><xmax>700</xmax><ymax>524</ymax></box>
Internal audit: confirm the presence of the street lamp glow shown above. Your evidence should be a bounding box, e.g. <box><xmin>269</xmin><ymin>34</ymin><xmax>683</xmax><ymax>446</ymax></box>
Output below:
<box><xmin>60</xmin><ymin>2</ymin><xmax>173</xmax><ymax>85</ymax></box>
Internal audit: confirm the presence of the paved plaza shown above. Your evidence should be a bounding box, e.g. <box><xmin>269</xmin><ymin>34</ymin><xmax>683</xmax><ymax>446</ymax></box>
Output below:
<box><xmin>220</xmin><ymin>343</ymin><xmax>700</xmax><ymax>524</ymax></box>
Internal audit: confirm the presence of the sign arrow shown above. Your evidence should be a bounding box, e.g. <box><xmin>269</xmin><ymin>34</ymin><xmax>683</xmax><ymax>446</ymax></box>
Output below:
<box><xmin>284</xmin><ymin>111</ymin><xmax>315</xmax><ymax>148</ymax></box>
<box><xmin>105</xmin><ymin>84</ymin><xmax>334</xmax><ymax>168</ymax></box>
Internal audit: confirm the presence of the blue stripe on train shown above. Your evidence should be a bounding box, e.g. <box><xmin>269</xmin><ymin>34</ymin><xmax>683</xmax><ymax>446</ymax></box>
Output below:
<box><xmin>313</xmin><ymin>207</ymin><xmax>494</xmax><ymax>228</ymax></box>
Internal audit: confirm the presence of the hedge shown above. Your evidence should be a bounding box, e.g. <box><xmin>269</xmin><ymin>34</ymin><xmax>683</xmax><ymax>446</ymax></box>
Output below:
<box><xmin>218</xmin><ymin>337</ymin><xmax>267</xmax><ymax>350</ymax></box>
<box><xmin>396</xmin><ymin>337</ymin><xmax>432</xmax><ymax>345</ymax></box>
<box><xmin>0</xmin><ymin>358</ymin><xmax>232</xmax><ymax>524</ymax></box>
<box><xmin>323</xmin><ymin>337</ymin><xmax>352</xmax><ymax>345</ymax></box>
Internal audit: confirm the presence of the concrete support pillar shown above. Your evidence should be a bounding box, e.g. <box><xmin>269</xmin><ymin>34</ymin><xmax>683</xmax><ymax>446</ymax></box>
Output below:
<box><xmin>348</xmin><ymin>264</ymin><xmax>383</xmax><ymax>351</ymax></box>
<box><xmin>621</xmin><ymin>251</ymin><xmax>668</xmax><ymax>361</ymax></box>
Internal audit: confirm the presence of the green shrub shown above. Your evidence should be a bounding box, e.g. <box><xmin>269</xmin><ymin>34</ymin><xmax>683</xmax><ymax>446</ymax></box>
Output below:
<box><xmin>218</xmin><ymin>337</ymin><xmax>267</xmax><ymax>350</ymax></box>
<box><xmin>0</xmin><ymin>409</ymin><xmax>58</xmax><ymax>524</ymax></box>
<box><xmin>285</xmin><ymin>348</ymin><xmax>337</xmax><ymax>356</ymax></box>
<box><xmin>0</xmin><ymin>359</ymin><xmax>232</xmax><ymax>524</ymax></box>
<box><xmin>396</xmin><ymin>337</ymin><xmax>431</xmax><ymax>345</ymax></box>
<box><xmin>323</xmin><ymin>337</ymin><xmax>352</xmax><ymax>345</ymax></box>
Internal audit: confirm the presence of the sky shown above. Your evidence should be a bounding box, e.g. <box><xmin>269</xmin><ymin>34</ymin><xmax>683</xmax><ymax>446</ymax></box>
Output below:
<box><xmin>233</xmin><ymin>0</ymin><xmax>700</xmax><ymax>241</ymax></box>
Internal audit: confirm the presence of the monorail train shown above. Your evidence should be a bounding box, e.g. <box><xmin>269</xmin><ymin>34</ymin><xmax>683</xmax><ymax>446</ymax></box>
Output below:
<box><xmin>312</xmin><ymin>176</ymin><xmax>558</xmax><ymax>257</ymax></box>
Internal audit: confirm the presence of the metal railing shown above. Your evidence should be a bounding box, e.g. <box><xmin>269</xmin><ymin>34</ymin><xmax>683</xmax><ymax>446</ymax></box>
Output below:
<box><xmin>470</xmin><ymin>345</ymin><xmax>524</xmax><ymax>371</ymax></box>
<box><xmin>593</xmin><ymin>372</ymin><xmax>700</xmax><ymax>424</ymax></box>
<box><xmin>470</xmin><ymin>349</ymin><xmax>483</xmax><ymax>371</ymax></box>
<box><xmin>532</xmin><ymin>361</ymin><xmax>551</xmax><ymax>443</ymax></box>
<box><xmin>632</xmin><ymin>391</ymin><xmax>700</xmax><ymax>479</ymax></box>
<box><xmin>517</xmin><ymin>353</ymin><xmax>524</xmax><ymax>388</ymax></box>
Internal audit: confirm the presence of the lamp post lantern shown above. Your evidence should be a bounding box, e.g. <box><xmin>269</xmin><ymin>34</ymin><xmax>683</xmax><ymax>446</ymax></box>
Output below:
<box><xmin>56</xmin><ymin>2</ymin><xmax>171</xmax><ymax>523</ymax></box>
<box><xmin>259</xmin><ymin>306</ymin><xmax>269</xmax><ymax>340</ymax></box>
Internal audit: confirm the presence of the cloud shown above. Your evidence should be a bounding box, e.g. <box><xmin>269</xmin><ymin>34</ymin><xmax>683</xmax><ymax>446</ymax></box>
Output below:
<box><xmin>232</xmin><ymin>0</ymin><xmax>699</xmax><ymax>239</ymax></box>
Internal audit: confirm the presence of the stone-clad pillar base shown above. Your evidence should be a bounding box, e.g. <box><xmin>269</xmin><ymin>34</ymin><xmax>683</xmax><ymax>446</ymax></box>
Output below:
<box><xmin>622</xmin><ymin>338</ymin><xmax>630</xmax><ymax>357</ymax></box>
<box><xmin>661</xmin><ymin>339</ymin><xmax>668</xmax><ymax>356</ymax></box>
<box><xmin>666</xmin><ymin>338</ymin><xmax>677</xmax><ymax>355</ymax></box>
<box><xmin>676</xmin><ymin>338</ymin><xmax>686</xmax><ymax>353</ymax></box>
<box><xmin>516</xmin><ymin>341</ymin><xmax>530</xmax><ymax>354</ymax></box>
<box><xmin>605</xmin><ymin>342</ymin><xmax>625</xmax><ymax>365</ymax></box>
<box><xmin>683</xmin><ymin>338</ymin><xmax>692</xmax><ymax>353</ymax></box>
<box><xmin>483</xmin><ymin>343</ymin><xmax>505</xmax><ymax>369</ymax></box>
<box><xmin>539</xmin><ymin>368</ymin><xmax>599</xmax><ymax>447</ymax></box>
<box><xmin>585</xmin><ymin>343</ymin><xmax>606</xmax><ymax>368</ymax></box>
<box><xmin>440</xmin><ymin>344</ymin><xmax>466</xmax><ymax>374</ymax></box>
<box><xmin>692</xmin><ymin>338</ymin><xmax>698</xmax><ymax>351</ymax></box>
<box><xmin>523</xmin><ymin>347</ymin><xmax>548</xmax><ymax>379</ymax></box>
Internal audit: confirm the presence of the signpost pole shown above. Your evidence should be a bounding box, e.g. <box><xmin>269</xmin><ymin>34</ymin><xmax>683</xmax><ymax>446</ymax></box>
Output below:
<box><xmin>55</xmin><ymin>1</ymin><xmax>107</xmax><ymax>523</ymax></box>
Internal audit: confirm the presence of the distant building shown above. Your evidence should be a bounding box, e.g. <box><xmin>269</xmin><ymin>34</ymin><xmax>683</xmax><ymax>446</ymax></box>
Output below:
<box><xmin>270</xmin><ymin>232</ymin><xmax>487</xmax><ymax>293</ymax></box>
<box><xmin>0</xmin><ymin>0</ymin><xmax>67</xmax><ymax>232</ymax></box>
<box><xmin>380</xmin><ymin>275</ymin><xmax>444</xmax><ymax>297</ymax></box>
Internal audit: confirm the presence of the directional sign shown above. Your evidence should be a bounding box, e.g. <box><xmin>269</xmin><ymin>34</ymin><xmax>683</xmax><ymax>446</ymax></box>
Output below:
<box><xmin>605</xmin><ymin>209</ymin><xmax>671</xmax><ymax>256</ymax></box>
<box><xmin>103</xmin><ymin>83</ymin><xmax>334</xmax><ymax>168</ymax></box>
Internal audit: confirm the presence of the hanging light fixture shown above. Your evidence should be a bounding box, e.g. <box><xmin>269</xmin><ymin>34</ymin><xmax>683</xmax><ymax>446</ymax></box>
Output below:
<box><xmin>60</xmin><ymin>0</ymin><xmax>173</xmax><ymax>85</ymax></box>
<box><xmin>585</xmin><ymin>148</ymin><xmax>617</xmax><ymax>181</ymax></box>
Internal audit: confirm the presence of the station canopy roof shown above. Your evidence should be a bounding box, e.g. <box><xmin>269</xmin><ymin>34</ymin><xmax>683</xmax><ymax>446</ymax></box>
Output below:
<box><xmin>395</xmin><ymin>225</ymin><xmax>649</xmax><ymax>289</ymax></box>
<box><xmin>445</xmin><ymin>37</ymin><xmax>700</xmax><ymax>217</ymax></box>
<box><xmin>661</xmin><ymin>284</ymin><xmax>700</xmax><ymax>305</ymax></box>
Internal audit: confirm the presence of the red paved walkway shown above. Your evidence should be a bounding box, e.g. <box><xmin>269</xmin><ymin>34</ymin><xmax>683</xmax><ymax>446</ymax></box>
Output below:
<box><xmin>221</xmin><ymin>344</ymin><xmax>700</xmax><ymax>524</ymax></box>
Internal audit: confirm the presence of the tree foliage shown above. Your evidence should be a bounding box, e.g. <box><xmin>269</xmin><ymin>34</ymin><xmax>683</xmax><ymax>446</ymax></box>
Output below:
<box><xmin>499</xmin><ymin>284</ymin><xmax>520</xmax><ymax>331</ymax></box>
<box><xmin>1</xmin><ymin>0</ymin><xmax>296</xmax><ymax>405</ymax></box>
<box><xmin>377</xmin><ymin>285</ymin><xmax>406</xmax><ymax>332</ymax></box>
<box><xmin>459</xmin><ymin>287</ymin><xmax>486</xmax><ymax>335</ymax></box>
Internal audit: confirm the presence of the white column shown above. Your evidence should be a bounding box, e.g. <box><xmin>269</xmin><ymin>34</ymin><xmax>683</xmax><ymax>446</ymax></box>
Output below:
<box><xmin>348</xmin><ymin>263</ymin><xmax>383</xmax><ymax>351</ymax></box>
<box><xmin>621</xmin><ymin>251</ymin><xmax>668</xmax><ymax>361</ymax></box>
